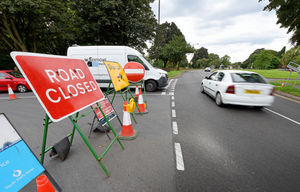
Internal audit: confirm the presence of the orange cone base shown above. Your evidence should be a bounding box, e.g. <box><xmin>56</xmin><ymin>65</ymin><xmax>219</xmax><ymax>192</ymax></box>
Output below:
<box><xmin>135</xmin><ymin>104</ymin><xmax>148</xmax><ymax>114</ymax></box>
<box><xmin>119</xmin><ymin>125</ymin><xmax>138</xmax><ymax>140</ymax></box>
<box><xmin>119</xmin><ymin>130</ymin><xmax>138</xmax><ymax>140</ymax></box>
<box><xmin>36</xmin><ymin>175</ymin><xmax>55</xmax><ymax>192</ymax></box>
<box><xmin>9</xmin><ymin>95</ymin><xmax>17</xmax><ymax>100</ymax></box>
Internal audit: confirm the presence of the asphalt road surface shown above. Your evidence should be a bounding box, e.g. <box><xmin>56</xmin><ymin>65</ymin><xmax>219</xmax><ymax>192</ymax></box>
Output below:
<box><xmin>173</xmin><ymin>70</ymin><xmax>300</xmax><ymax>192</ymax></box>
<box><xmin>1</xmin><ymin>69</ymin><xmax>299</xmax><ymax>192</ymax></box>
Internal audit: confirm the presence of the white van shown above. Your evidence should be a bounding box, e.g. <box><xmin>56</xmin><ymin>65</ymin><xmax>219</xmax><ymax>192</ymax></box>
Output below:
<box><xmin>67</xmin><ymin>45</ymin><xmax>168</xmax><ymax>91</ymax></box>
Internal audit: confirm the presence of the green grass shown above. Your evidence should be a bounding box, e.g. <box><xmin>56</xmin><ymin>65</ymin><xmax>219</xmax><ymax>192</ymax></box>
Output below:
<box><xmin>243</xmin><ymin>69</ymin><xmax>299</xmax><ymax>79</ymax></box>
<box><xmin>168</xmin><ymin>70</ymin><xmax>186</xmax><ymax>78</ymax></box>
<box><xmin>275</xmin><ymin>80</ymin><xmax>300</xmax><ymax>86</ymax></box>
<box><xmin>270</xmin><ymin>82</ymin><xmax>300</xmax><ymax>97</ymax></box>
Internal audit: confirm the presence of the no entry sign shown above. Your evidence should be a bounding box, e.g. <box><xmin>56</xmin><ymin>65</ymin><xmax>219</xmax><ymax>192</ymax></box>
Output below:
<box><xmin>124</xmin><ymin>62</ymin><xmax>145</xmax><ymax>82</ymax></box>
<box><xmin>10</xmin><ymin>52</ymin><xmax>105</xmax><ymax>122</ymax></box>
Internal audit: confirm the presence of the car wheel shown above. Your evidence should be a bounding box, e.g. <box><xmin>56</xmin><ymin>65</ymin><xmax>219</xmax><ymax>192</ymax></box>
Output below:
<box><xmin>17</xmin><ymin>84</ymin><xmax>28</xmax><ymax>93</ymax></box>
<box><xmin>200</xmin><ymin>83</ymin><xmax>205</xmax><ymax>93</ymax></box>
<box><xmin>145</xmin><ymin>80</ymin><xmax>157</xmax><ymax>92</ymax></box>
<box><xmin>215</xmin><ymin>92</ymin><xmax>223</xmax><ymax>107</ymax></box>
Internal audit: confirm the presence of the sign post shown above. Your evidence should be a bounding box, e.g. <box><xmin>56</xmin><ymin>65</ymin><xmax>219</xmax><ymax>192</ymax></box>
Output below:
<box><xmin>124</xmin><ymin>62</ymin><xmax>147</xmax><ymax>112</ymax></box>
<box><xmin>10</xmin><ymin>52</ymin><xmax>124</xmax><ymax>177</ymax></box>
<box><xmin>286</xmin><ymin>61</ymin><xmax>300</xmax><ymax>87</ymax></box>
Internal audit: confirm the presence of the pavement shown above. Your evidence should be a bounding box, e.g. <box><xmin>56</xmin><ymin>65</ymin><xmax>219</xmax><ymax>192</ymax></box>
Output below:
<box><xmin>0</xmin><ymin>90</ymin><xmax>175</xmax><ymax>192</ymax></box>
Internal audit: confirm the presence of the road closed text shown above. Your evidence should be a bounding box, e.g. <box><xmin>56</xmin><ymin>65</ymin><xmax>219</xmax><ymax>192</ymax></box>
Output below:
<box><xmin>44</xmin><ymin>68</ymin><xmax>97</xmax><ymax>103</ymax></box>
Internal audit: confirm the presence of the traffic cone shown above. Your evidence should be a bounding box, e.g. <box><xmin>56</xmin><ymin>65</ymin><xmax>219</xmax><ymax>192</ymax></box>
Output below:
<box><xmin>119</xmin><ymin>101</ymin><xmax>138</xmax><ymax>140</ymax></box>
<box><xmin>136</xmin><ymin>89</ymin><xmax>148</xmax><ymax>114</ymax></box>
<box><xmin>8</xmin><ymin>85</ymin><xmax>17</xmax><ymax>100</ymax></box>
<box><xmin>281</xmin><ymin>82</ymin><xmax>285</xmax><ymax>87</ymax></box>
<box><xmin>135</xmin><ymin>86</ymin><xmax>139</xmax><ymax>101</ymax></box>
<box><xmin>36</xmin><ymin>175</ymin><xmax>55</xmax><ymax>192</ymax></box>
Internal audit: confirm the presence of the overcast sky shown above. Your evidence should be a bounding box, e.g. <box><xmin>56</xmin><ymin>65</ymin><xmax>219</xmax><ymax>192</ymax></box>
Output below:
<box><xmin>150</xmin><ymin>0</ymin><xmax>292</xmax><ymax>62</ymax></box>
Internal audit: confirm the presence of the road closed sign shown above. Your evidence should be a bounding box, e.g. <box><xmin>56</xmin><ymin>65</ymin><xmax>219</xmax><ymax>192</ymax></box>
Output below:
<box><xmin>124</xmin><ymin>62</ymin><xmax>145</xmax><ymax>82</ymax></box>
<box><xmin>10</xmin><ymin>52</ymin><xmax>105</xmax><ymax>122</ymax></box>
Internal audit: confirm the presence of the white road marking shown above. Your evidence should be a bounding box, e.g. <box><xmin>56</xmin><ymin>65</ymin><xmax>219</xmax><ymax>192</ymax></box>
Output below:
<box><xmin>169</xmin><ymin>92</ymin><xmax>174</xmax><ymax>96</ymax></box>
<box><xmin>172</xmin><ymin>109</ymin><xmax>176</xmax><ymax>117</ymax></box>
<box><xmin>172</xmin><ymin>121</ymin><xmax>178</xmax><ymax>134</ymax></box>
<box><xmin>161</xmin><ymin>92</ymin><xmax>166</xmax><ymax>95</ymax></box>
<box><xmin>171</xmin><ymin>96</ymin><xmax>174</xmax><ymax>100</ymax></box>
<box><xmin>171</xmin><ymin>101</ymin><xmax>175</xmax><ymax>107</ymax></box>
<box><xmin>164</xmin><ymin>79</ymin><xmax>174</xmax><ymax>90</ymax></box>
<box><xmin>174</xmin><ymin>143</ymin><xmax>185</xmax><ymax>171</ymax></box>
<box><xmin>265</xmin><ymin>108</ymin><xmax>300</xmax><ymax>126</ymax></box>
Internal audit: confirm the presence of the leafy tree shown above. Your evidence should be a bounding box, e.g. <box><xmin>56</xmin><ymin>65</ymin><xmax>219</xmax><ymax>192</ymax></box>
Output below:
<box><xmin>191</xmin><ymin>47</ymin><xmax>209</xmax><ymax>66</ymax></box>
<box><xmin>277</xmin><ymin>46</ymin><xmax>286</xmax><ymax>58</ymax></box>
<box><xmin>220</xmin><ymin>55</ymin><xmax>231</xmax><ymax>68</ymax></box>
<box><xmin>161</xmin><ymin>35</ymin><xmax>193</xmax><ymax>70</ymax></box>
<box><xmin>281</xmin><ymin>47</ymin><xmax>300</xmax><ymax>67</ymax></box>
<box><xmin>259</xmin><ymin>0</ymin><xmax>300</xmax><ymax>45</ymax></box>
<box><xmin>73</xmin><ymin>0</ymin><xmax>156</xmax><ymax>52</ymax></box>
<box><xmin>253</xmin><ymin>50</ymin><xmax>280</xmax><ymax>69</ymax></box>
<box><xmin>0</xmin><ymin>0</ymin><xmax>76</xmax><ymax>54</ymax></box>
<box><xmin>149</xmin><ymin>22</ymin><xmax>184</xmax><ymax>68</ymax></box>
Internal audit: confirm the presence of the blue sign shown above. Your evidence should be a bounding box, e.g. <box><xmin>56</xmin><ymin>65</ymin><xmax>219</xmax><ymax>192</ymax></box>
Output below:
<box><xmin>0</xmin><ymin>114</ymin><xmax>45</xmax><ymax>192</ymax></box>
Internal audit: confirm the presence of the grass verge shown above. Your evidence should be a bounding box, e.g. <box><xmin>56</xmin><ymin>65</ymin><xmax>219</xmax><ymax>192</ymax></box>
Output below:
<box><xmin>275</xmin><ymin>80</ymin><xmax>300</xmax><ymax>86</ymax></box>
<box><xmin>245</xmin><ymin>69</ymin><xmax>298</xmax><ymax>79</ymax></box>
<box><xmin>270</xmin><ymin>82</ymin><xmax>300</xmax><ymax>97</ymax></box>
<box><xmin>168</xmin><ymin>70</ymin><xmax>186</xmax><ymax>78</ymax></box>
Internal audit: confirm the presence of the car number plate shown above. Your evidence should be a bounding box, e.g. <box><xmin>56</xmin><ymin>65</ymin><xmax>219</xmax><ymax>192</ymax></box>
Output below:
<box><xmin>245</xmin><ymin>90</ymin><xmax>261</xmax><ymax>94</ymax></box>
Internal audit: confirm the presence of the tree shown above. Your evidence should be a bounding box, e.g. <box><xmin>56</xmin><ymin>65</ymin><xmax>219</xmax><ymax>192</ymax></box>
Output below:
<box><xmin>191</xmin><ymin>47</ymin><xmax>209</xmax><ymax>66</ymax></box>
<box><xmin>161</xmin><ymin>35</ymin><xmax>193</xmax><ymax>70</ymax></box>
<box><xmin>149</xmin><ymin>22</ymin><xmax>184</xmax><ymax>68</ymax></box>
<box><xmin>73</xmin><ymin>0</ymin><xmax>156</xmax><ymax>52</ymax></box>
<box><xmin>253</xmin><ymin>50</ymin><xmax>280</xmax><ymax>69</ymax></box>
<box><xmin>259</xmin><ymin>0</ymin><xmax>300</xmax><ymax>45</ymax></box>
<box><xmin>281</xmin><ymin>47</ymin><xmax>300</xmax><ymax>67</ymax></box>
<box><xmin>220</xmin><ymin>55</ymin><xmax>231</xmax><ymax>68</ymax></box>
<box><xmin>0</xmin><ymin>0</ymin><xmax>76</xmax><ymax>54</ymax></box>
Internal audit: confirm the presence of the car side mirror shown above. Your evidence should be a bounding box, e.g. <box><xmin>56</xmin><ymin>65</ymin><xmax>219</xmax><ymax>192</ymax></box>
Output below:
<box><xmin>205</xmin><ymin>76</ymin><xmax>209</xmax><ymax>79</ymax></box>
<box><xmin>5</xmin><ymin>76</ymin><xmax>12</xmax><ymax>80</ymax></box>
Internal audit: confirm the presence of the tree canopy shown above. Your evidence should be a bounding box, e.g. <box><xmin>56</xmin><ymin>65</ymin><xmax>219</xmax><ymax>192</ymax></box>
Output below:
<box><xmin>190</xmin><ymin>47</ymin><xmax>208</xmax><ymax>66</ymax></box>
<box><xmin>259</xmin><ymin>0</ymin><xmax>300</xmax><ymax>45</ymax></box>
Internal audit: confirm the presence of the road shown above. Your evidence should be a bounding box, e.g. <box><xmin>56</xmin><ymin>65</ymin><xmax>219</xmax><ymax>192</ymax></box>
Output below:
<box><xmin>173</xmin><ymin>70</ymin><xmax>300</xmax><ymax>192</ymax></box>
<box><xmin>1</xmin><ymin>69</ymin><xmax>300</xmax><ymax>192</ymax></box>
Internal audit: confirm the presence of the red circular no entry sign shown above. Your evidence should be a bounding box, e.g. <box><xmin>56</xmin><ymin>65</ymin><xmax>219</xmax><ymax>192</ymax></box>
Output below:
<box><xmin>124</xmin><ymin>62</ymin><xmax>145</xmax><ymax>82</ymax></box>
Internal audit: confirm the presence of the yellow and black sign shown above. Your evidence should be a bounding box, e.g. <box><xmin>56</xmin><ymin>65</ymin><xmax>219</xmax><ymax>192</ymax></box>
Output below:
<box><xmin>104</xmin><ymin>61</ymin><xmax>130</xmax><ymax>91</ymax></box>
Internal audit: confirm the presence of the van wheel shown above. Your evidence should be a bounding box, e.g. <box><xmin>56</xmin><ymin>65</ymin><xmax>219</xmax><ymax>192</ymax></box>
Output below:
<box><xmin>145</xmin><ymin>80</ymin><xmax>157</xmax><ymax>92</ymax></box>
<box><xmin>17</xmin><ymin>85</ymin><xmax>27</xmax><ymax>93</ymax></box>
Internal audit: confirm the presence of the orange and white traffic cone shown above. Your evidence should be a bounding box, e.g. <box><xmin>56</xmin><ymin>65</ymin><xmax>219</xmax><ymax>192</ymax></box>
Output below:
<box><xmin>8</xmin><ymin>84</ymin><xmax>17</xmax><ymax>100</ymax></box>
<box><xmin>135</xmin><ymin>85</ymin><xmax>139</xmax><ymax>101</ymax></box>
<box><xmin>119</xmin><ymin>101</ymin><xmax>138</xmax><ymax>140</ymax></box>
<box><xmin>136</xmin><ymin>89</ymin><xmax>148</xmax><ymax>114</ymax></box>
<box><xmin>36</xmin><ymin>175</ymin><xmax>55</xmax><ymax>192</ymax></box>
<box><xmin>281</xmin><ymin>82</ymin><xmax>285</xmax><ymax>87</ymax></box>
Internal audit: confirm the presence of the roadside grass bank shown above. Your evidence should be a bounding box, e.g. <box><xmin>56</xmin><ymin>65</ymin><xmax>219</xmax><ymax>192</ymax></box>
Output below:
<box><xmin>245</xmin><ymin>69</ymin><xmax>298</xmax><ymax>79</ymax></box>
<box><xmin>275</xmin><ymin>80</ymin><xmax>300</xmax><ymax>86</ymax></box>
<box><xmin>167</xmin><ymin>69</ymin><xmax>197</xmax><ymax>78</ymax></box>
<box><xmin>270</xmin><ymin>82</ymin><xmax>300</xmax><ymax>97</ymax></box>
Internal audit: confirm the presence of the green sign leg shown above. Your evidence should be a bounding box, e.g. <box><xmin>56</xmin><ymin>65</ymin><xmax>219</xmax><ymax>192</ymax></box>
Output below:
<box><xmin>40</xmin><ymin>114</ymin><xmax>50</xmax><ymax>165</ymax></box>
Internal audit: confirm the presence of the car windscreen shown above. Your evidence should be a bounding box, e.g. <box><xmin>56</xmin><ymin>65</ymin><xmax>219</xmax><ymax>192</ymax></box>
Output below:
<box><xmin>7</xmin><ymin>71</ymin><xmax>23</xmax><ymax>78</ymax></box>
<box><xmin>231</xmin><ymin>73</ymin><xmax>266</xmax><ymax>83</ymax></box>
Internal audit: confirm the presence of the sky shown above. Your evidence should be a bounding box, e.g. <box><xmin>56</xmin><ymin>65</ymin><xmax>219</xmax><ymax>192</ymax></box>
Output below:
<box><xmin>150</xmin><ymin>0</ymin><xmax>292</xmax><ymax>63</ymax></box>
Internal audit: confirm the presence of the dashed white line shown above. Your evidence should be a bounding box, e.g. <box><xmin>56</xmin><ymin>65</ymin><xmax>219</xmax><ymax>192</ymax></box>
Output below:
<box><xmin>169</xmin><ymin>92</ymin><xmax>174</xmax><ymax>96</ymax></box>
<box><xmin>172</xmin><ymin>109</ymin><xmax>176</xmax><ymax>117</ymax></box>
<box><xmin>171</xmin><ymin>101</ymin><xmax>175</xmax><ymax>107</ymax></box>
<box><xmin>174</xmin><ymin>143</ymin><xmax>185</xmax><ymax>171</ymax></box>
<box><xmin>265</xmin><ymin>108</ymin><xmax>300</xmax><ymax>126</ymax></box>
<box><xmin>164</xmin><ymin>79</ymin><xmax>174</xmax><ymax>90</ymax></box>
<box><xmin>171</xmin><ymin>96</ymin><xmax>174</xmax><ymax>100</ymax></box>
<box><xmin>172</xmin><ymin>121</ymin><xmax>178</xmax><ymax>134</ymax></box>
<box><xmin>161</xmin><ymin>92</ymin><xmax>166</xmax><ymax>95</ymax></box>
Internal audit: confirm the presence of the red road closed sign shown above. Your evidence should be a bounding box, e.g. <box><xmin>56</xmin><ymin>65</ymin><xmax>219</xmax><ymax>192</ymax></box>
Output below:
<box><xmin>124</xmin><ymin>62</ymin><xmax>145</xmax><ymax>82</ymax></box>
<box><xmin>10</xmin><ymin>52</ymin><xmax>105</xmax><ymax>122</ymax></box>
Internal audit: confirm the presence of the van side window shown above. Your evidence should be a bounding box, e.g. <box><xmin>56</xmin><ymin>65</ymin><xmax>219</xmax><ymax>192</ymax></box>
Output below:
<box><xmin>127</xmin><ymin>55</ymin><xmax>149</xmax><ymax>70</ymax></box>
